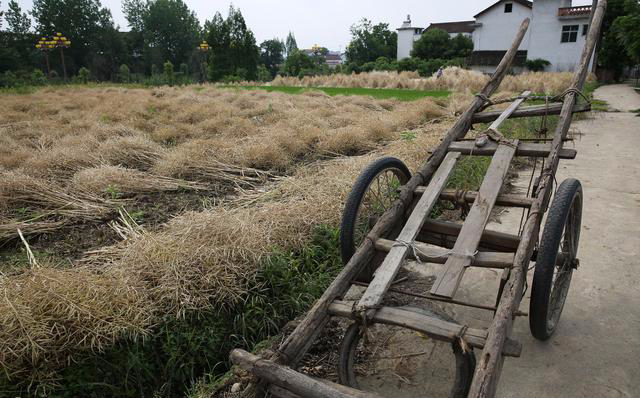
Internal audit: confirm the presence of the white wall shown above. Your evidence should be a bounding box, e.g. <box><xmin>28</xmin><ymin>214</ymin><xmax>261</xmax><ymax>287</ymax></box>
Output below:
<box><xmin>397</xmin><ymin>29</ymin><xmax>421</xmax><ymax>60</ymax></box>
<box><xmin>472</xmin><ymin>1</ymin><xmax>532</xmax><ymax>51</ymax></box>
<box><xmin>528</xmin><ymin>0</ymin><xmax>593</xmax><ymax>72</ymax></box>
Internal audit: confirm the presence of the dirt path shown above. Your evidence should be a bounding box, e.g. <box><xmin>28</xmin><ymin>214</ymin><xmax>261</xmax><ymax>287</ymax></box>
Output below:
<box><xmin>348</xmin><ymin>84</ymin><xmax>640</xmax><ymax>397</ymax></box>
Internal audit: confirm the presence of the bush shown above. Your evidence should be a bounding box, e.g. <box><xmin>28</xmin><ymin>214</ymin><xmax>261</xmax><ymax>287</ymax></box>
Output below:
<box><xmin>118</xmin><ymin>64</ymin><xmax>131</xmax><ymax>83</ymax></box>
<box><xmin>164</xmin><ymin>61</ymin><xmax>175</xmax><ymax>85</ymax></box>
<box><xmin>77</xmin><ymin>67</ymin><xmax>90</xmax><ymax>84</ymax></box>
<box><xmin>256</xmin><ymin>64</ymin><xmax>272</xmax><ymax>82</ymax></box>
<box><xmin>31</xmin><ymin>69</ymin><xmax>47</xmax><ymax>85</ymax></box>
<box><xmin>526</xmin><ymin>58</ymin><xmax>551</xmax><ymax>72</ymax></box>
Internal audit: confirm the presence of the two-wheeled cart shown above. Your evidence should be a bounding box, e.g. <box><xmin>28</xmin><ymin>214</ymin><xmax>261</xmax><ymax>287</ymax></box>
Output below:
<box><xmin>230</xmin><ymin>2</ymin><xmax>607</xmax><ymax>397</ymax></box>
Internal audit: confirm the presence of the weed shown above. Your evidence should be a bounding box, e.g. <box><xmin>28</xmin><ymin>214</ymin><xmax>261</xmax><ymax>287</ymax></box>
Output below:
<box><xmin>105</xmin><ymin>184</ymin><xmax>121</xmax><ymax>199</ymax></box>
<box><xmin>400</xmin><ymin>131</ymin><xmax>417</xmax><ymax>141</ymax></box>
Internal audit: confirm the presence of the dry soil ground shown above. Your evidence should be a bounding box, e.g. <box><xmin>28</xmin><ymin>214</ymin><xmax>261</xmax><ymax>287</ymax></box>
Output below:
<box><xmin>343</xmin><ymin>84</ymin><xmax>640</xmax><ymax>398</ymax></box>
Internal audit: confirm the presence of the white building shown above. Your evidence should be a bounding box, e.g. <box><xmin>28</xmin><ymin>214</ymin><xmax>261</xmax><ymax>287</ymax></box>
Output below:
<box><xmin>397</xmin><ymin>0</ymin><xmax>594</xmax><ymax>73</ymax></box>
<box><xmin>396</xmin><ymin>15</ymin><xmax>424</xmax><ymax>60</ymax></box>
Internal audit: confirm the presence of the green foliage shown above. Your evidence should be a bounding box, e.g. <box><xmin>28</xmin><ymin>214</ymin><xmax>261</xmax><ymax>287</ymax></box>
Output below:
<box><xmin>118</xmin><ymin>64</ymin><xmax>131</xmax><ymax>82</ymax></box>
<box><xmin>77</xmin><ymin>66</ymin><xmax>90</xmax><ymax>83</ymax></box>
<box><xmin>5</xmin><ymin>0</ymin><xmax>31</xmax><ymax>34</ymax></box>
<box><xmin>412</xmin><ymin>29</ymin><xmax>473</xmax><ymax>60</ymax></box>
<box><xmin>526</xmin><ymin>58</ymin><xmax>551</xmax><ymax>72</ymax></box>
<box><xmin>256</xmin><ymin>64</ymin><xmax>272</xmax><ymax>82</ymax></box>
<box><xmin>163</xmin><ymin>60</ymin><xmax>174</xmax><ymax>84</ymax></box>
<box><xmin>285</xmin><ymin>31</ymin><xmax>298</xmax><ymax>57</ymax></box>
<box><xmin>30</xmin><ymin>226</ymin><xmax>342</xmax><ymax>397</ymax></box>
<box><xmin>260</xmin><ymin>38</ymin><xmax>285</xmax><ymax>78</ymax></box>
<box><xmin>205</xmin><ymin>6</ymin><xmax>259</xmax><ymax>82</ymax></box>
<box><xmin>0</xmin><ymin>69</ymin><xmax>49</xmax><ymax>88</ymax></box>
<box><xmin>345</xmin><ymin>19</ymin><xmax>397</xmax><ymax>65</ymax></box>
<box><xmin>142</xmin><ymin>0</ymin><xmax>200</xmax><ymax>68</ymax></box>
<box><xmin>32</xmin><ymin>0</ymin><xmax>122</xmax><ymax>77</ymax></box>
<box><xmin>597</xmin><ymin>0</ymin><xmax>635</xmax><ymax>81</ymax></box>
<box><xmin>283</xmin><ymin>50</ymin><xmax>314</xmax><ymax>77</ymax></box>
<box><xmin>612</xmin><ymin>0</ymin><xmax>640</xmax><ymax>64</ymax></box>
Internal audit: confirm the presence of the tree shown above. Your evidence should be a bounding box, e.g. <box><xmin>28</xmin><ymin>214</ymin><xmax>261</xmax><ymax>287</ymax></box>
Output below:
<box><xmin>449</xmin><ymin>34</ymin><xmax>473</xmax><ymax>59</ymax></box>
<box><xmin>345</xmin><ymin>19</ymin><xmax>397</xmax><ymax>65</ymax></box>
<box><xmin>596</xmin><ymin>0</ymin><xmax>633</xmax><ymax>81</ymax></box>
<box><xmin>260</xmin><ymin>38</ymin><xmax>285</xmax><ymax>78</ymax></box>
<box><xmin>5</xmin><ymin>0</ymin><xmax>31</xmax><ymax>35</ymax></box>
<box><xmin>205</xmin><ymin>6</ymin><xmax>259</xmax><ymax>81</ymax></box>
<box><xmin>412</xmin><ymin>29</ymin><xmax>473</xmax><ymax>61</ymax></box>
<box><xmin>285</xmin><ymin>31</ymin><xmax>297</xmax><ymax>58</ymax></box>
<box><xmin>283</xmin><ymin>50</ymin><xmax>314</xmax><ymax>77</ymax></box>
<box><xmin>32</xmin><ymin>0</ymin><xmax>119</xmax><ymax>75</ymax></box>
<box><xmin>412</xmin><ymin>28</ymin><xmax>449</xmax><ymax>60</ymax></box>
<box><xmin>142</xmin><ymin>0</ymin><xmax>200</xmax><ymax>69</ymax></box>
<box><xmin>613</xmin><ymin>0</ymin><xmax>640</xmax><ymax>64</ymax></box>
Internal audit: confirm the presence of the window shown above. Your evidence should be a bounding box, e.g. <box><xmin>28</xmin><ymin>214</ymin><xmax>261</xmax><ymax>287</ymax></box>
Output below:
<box><xmin>561</xmin><ymin>25</ymin><xmax>579</xmax><ymax>43</ymax></box>
<box><xmin>504</xmin><ymin>3</ymin><xmax>513</xmax><ymax>12</ymax></box>
<box><xmin>582</xmin><ymin>24</ymin><xmax>589</xmax><ymax>36</ymax></box>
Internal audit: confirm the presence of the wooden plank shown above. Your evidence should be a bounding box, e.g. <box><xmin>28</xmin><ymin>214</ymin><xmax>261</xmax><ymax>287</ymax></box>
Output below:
<box><xmin>417</xmin><ymin>187</ymin><xmax>533</xmax><ymax>208</ymax></box>
<box><xmin>374</xmin><ymin>238</ymin><xmax>513</xmax><ymax>268</ymax></box>
<box><xmin>271</xmin><ymin>18</ymin><xmax>531</xmax><ymax>371</ymax></box>
<box><xmin>431</xmin><ymin>141</ymin><xmax>518</xmax><ymax>298</ymax></box>
<box><xmin>328</xmin><ymin>301</ymin><xmax>522</xmax><ymax>357</ymax></box>
<box><xmin>357</xmin><ymin>152</ymin><xmax>460</xmax><ymax>311</ymax></box>
<box><xmin>421</xmin><ymin>219</ymin><xmax>521</xmax><ymax>252</ymax></box>
<box><xmin>471</xmin><ymin>102</ymin><xmax>591</xmax><ymax>124</ymax></box>
<box><xmin>230</xmin><ymin>349</ymin><xmax>382</xmax><ymax>398</ymax></box>
<box><xmin>448</xmin><ymin>141</ymin><xmax>577</xmax><ymax>159</ymax></box>
<box><xmin>487</xmin><ymin>90</ymin><xmax>531</xmax><ymax>130</ymax></box>
<box><xmin>467</xmin><ymin>3</ymin><xmax>607</xmax><ymax>397</ymax></box>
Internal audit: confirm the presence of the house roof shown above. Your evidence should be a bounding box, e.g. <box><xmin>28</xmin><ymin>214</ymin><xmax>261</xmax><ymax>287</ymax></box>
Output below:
<box><xmin>426</xmin><ymin>21</ymin><xmax>476</xmax><ymax>34</ymax></box>
<box><xmin>473</xmin><ymin>0</ymin><xmax>532</xmax><ymax>18</ymax></box>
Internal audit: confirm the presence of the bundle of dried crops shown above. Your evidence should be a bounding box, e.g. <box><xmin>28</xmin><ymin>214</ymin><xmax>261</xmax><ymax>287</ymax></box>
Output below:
<box><xmin>0</xmin><ymin>266</ymin><xmax>153</xmax><ymax>387</ymax></box>
<box><xmin>96</xmin><ymin>135</ymin><xmax>164</xmax><ymax>170</ymax></box>
<box><xmin>20</xmin><ymin>135</ymin><xmax>100</xmax><ymax>179</ymax></box>
<box><xmin>0</xmin><ymin>171</ymin><xmax>113</xmax><ymax>240</ymax></box>
<box><xmin>269</xmin><ymin>68</ymin><xmax>489</xmax><ymax>92</ymax></box>
<box><xmin>152</xmin><ymin>140</ymin><xmax>274</xmax><ymax>189</ymax></box>
<box><xmin>71</xmin><ymin>165</ymin><xmax>209</xmax><ymax>196</ymax></box>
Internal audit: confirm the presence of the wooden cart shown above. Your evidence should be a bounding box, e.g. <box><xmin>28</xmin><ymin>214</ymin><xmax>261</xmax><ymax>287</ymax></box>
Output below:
<box><xmin>230</xmin><ymin>2</ymin><xmax>607</xmax><ymax>397</ymax></box>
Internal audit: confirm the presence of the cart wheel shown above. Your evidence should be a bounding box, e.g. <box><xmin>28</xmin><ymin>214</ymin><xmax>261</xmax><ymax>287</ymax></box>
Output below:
<box><xmin>338</xmin><ymin>308</ymin><xmax>475</xmax><ymax>398</ymax></box>
<box><xmin>340</xmin><ymin>157</ymin><xmax>411</xmax><ymax>265</ymax></box>
<box><xmin>529</xmin><ymin>178</ymin><xmax>582</xmax><ymax>340</ymax></box>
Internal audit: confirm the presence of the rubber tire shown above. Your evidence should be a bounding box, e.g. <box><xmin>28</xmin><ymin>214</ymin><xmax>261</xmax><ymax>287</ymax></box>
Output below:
<box><xmin>338</xmin><ymin>308</ymin><xmax>476</xmax><ymax>398</ymax></box>
<box><xmin>340</xmin><ymin>157</ymin><xmax>411</xmax><ymax>265</ymax></box>
<box><xmin>529</xmin><ymin>178</ymin><xmax>582</xmax><ymax>341</ymax></box>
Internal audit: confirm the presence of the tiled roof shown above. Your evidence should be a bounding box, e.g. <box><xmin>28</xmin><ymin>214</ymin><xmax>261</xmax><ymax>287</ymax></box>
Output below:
<box><xmin>426</xmin><ymin>21</ymin><xmax>476</xmax><ymax>34</ymax></box>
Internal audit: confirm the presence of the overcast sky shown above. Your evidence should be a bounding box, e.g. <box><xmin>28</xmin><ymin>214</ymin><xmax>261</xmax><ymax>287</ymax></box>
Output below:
<box><xmin>6</xmin><ymin>0</ymin><xmax>592</xmax><ymax>51</ymax></box>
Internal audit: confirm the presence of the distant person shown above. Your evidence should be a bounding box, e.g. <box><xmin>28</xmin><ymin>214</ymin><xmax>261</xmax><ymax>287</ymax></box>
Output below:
<box><xmin>436</xmin><ymin>67</ymin><xmax>443</xmax><ymax>79</ymax></box>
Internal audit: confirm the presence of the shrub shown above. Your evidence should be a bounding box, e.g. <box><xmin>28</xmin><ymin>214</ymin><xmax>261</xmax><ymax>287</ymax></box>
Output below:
<box><xmin>164</xmin><ymin>61</ymin><xmax>175</xmax><ymax>85</ymax></box>
<box><xmin>77</xmin><ymin>67</ymin><xmax>90</xmax><ymax>84</ymax></box>
<box><xmin>256</xmin><ymin>64</ymin><xmax>272</xmax><ymax>82</ymax></box>
<box><xmin>526</xmin><ymin>58</ymin><xmax>551</xmax><ymax>72</ymax></box>
<box><xmin>119</xmin><ymin>64</ymin><xmax>131</xmax><ymax>83</ymax></box>
<box><xmin>31</xmin><ymin>69</ymin><xmax>47</xmax><ymax>85</ymax></box>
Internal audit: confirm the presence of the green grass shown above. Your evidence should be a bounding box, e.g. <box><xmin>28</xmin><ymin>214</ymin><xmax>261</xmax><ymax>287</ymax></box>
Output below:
<box><xmin>228</xmin><ymin>85</ymin><xmax>450</xmax><ymax>101</ymax></box>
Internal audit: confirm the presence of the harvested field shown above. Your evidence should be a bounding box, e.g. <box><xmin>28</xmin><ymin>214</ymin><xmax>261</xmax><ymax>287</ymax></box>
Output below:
<box><xmin>0</xmin><ymin>76</ymin><xmax>574</xmax><ymax>395</ymax></box>
<box><xmin>270</xmin><ymin>67</ymin><xmax>589</xmax><ymax>95</ymax></box>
